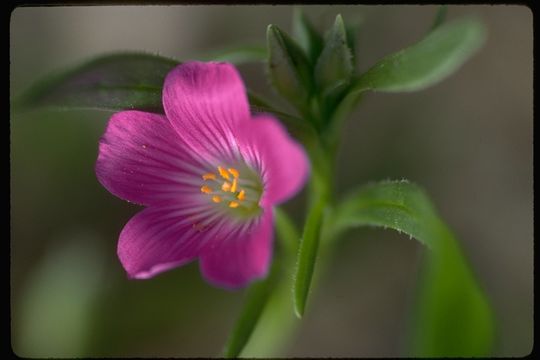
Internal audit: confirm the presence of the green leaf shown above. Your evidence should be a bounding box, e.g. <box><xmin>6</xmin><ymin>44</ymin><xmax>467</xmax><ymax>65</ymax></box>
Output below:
<box><xmin>345</xmin><ymin>20</ymin><xmax>361</xmax><ymax>69</ymax></box>
<box><xmin>292</xmin><ymin>8</ymin><xmax>324</xmax><ymax>64</ymax></box>
<box><xmin>329</xmin><ymin>180</ymin><xmax>440</xmax><ymax>248</ymax></box>
<box><xmin>13</xmin><ymin>52</ymin><xmax>180</xmax><ymax>113</ymax></box>
<box><xmin>409</xmin><ymin>221</ymin><xmax>495</xmax><ymax>356</ymax></box>
<box><xmin>266</xmin><ymin>24</ymin><xmax>313</xmax><ymax>111</ymax></box>
<box><xmin>315</xmin><ymin>14</ymin><xmax>353</xmax><ymax>96</ymax></box>
<box><xmin>430</xmin><ymin>5</ymin><xmax>448</xmax><ymax>31</ymax></box>
<box><xmin>293</xmin><ymin>197</ymin><xmax>326</xmax><ymax>318</ymax></box>
<box><xmin>12</xmin><ymin>50</ymin><xmax>301</xmax><ymax>132</ymax></box>
<box><xmin>354</xmin><ymin>17</ymin><xmax>486</xmax><ymax>93</ymax></box>
<box><xmin>198</xmin><ymin>44</ymin><xmax>267</xmax><ymax>64</ymax></box>
<box><xmin>329</xmin><ymin>180</ymin><xmax>495</xmax><ymax>356</ymax></box>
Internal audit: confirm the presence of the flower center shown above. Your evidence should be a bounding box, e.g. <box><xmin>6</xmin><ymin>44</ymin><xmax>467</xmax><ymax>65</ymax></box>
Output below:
<box><xmin>200</xmin><ymin>165</ymin><xmax>262</xmax><ymax>214</ymax></box>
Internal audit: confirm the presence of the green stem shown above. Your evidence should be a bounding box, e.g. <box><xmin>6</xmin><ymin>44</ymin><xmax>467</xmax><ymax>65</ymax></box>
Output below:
<box><xmin>293</xmin><ymin>131</ymin><xmax>336</xmax><ymax>317</ymax></box>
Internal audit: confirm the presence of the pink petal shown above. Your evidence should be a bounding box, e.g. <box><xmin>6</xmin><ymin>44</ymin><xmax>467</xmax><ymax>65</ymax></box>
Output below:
<box><xmin>238</xmin><ymin>115</ymin><xmax>310</xmax><ymax>205</ymax></box>
<box><xmin>162</xmin><ymin>61</ymin><xmax>250</xmax><ymax>162</ymax></box>
<box><xmin>118</xmin><ymin>205</ymin><xmax>205</xmax><ymax>279</ymax></box>
<box><xmin>199</xmin><ymin>208</ymin><xmax>273</xmax><ymax>289</ymax></box>
<box><xmin>96</xmin><ymin>110</ymin><xmax>207</xmax><ymax>206</ymax></box>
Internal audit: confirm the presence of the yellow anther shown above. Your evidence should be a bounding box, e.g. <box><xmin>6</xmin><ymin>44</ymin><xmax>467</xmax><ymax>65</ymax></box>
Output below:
<box><xmin>228</xmin><ymin>168</ymin><xmax>239</xmax><ymax>178</ymax></box>
<box><xmin>229</xmin><ymin>201</ymin><xmax>240</xmax><ymax>208</ymax></box>
<box><xmin>202</xmin><ymin>173</ymin><xmax>216</xmax><ymax>181</ymax></box>
<box><xmin>218</xmin><ymin>166</ymin><xmax>230</xmax><ymax>180</ymax></box>
<box><xmin>212</xmin><ymin>195</ymin><xmax>222</xmax><ymax>203</ymax></box>
<box><xmin>237</xmin><ymin>190</ymin><xmax>246</xmax><ymax>201</ymax></box>
<box><xmin>200</xmin><ymin>185</ymin><xmax>213</xmax><ymax>194</ymax></box>
<box><xmin>221</xmin><ymin>182</ymin><xmax>232</xmax><ymax>192</ymax></box>
<box><xmin>231</xmin><ymin>178</ymin><xmax>238</xmax><ymax>193</ymax></box>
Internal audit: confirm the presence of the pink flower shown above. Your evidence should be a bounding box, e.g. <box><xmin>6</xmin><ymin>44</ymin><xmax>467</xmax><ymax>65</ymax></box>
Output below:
<box><xmin>95</xmin><ymin>62</ymin><xmax>309</xmax><ymax>289</ymax></box>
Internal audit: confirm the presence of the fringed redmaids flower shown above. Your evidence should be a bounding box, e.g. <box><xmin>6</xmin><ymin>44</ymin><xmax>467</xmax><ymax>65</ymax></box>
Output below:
<box><xmin>95</xmin><ymin>61</ymin><xmax>309</xmax><ymax>289</ymax></box>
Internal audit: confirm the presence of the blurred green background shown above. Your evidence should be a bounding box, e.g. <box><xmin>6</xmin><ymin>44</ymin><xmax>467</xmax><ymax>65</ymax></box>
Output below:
<box><xmin>10</xmin><ymin>5</ymin><xmax>532</xmax><ymax>357</ymax></box>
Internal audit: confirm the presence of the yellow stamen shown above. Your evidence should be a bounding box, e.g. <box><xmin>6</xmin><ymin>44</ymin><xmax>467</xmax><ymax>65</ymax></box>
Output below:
<box><xmin>237</xmin><ymin>190</ymin><xmax>246</xmax><ymax>201</ymax></box>
<box><xmin>212</xmin><ymin>195</ymin><xmax>222</xmax><ymax>203</ymax></box>
<box><xmin>229</xmin><ymin>201</ymin><xmax>240</xmax><ymax>208</ymax></box>
<box><xmin>231</xmin><ymin>178</ymin><xmax>238</xmax><ymax>193</ymax></box>
<box><xmin>202</xmin><ymin>173</ymin><xmax>216</xmax><ymax>181</ymax></box>
<box><xmin>228</xmin><ymin>168</ymin><xmax>239</xmax><ymax>178</ymax></box>
<box><xmin>221</xmin><ymin>181</ymin><xmax>232</xmax><ymax>192</ymax></box>
<box><xmin>200</xmin><ymin>185</ymin><xmax>213</xmax><ymax>194</ymax></box>
<box><xmin>218</xmin><ymin>166</ymin><xmax>230</xmax><ymax>180</ymax></box>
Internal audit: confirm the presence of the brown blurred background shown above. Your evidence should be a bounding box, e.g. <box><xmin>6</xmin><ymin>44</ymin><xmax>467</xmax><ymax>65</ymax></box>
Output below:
<box><xmin>10</xmin><ymin>5</ymin><xmax>532</xmax><ymax>357</ymax></box>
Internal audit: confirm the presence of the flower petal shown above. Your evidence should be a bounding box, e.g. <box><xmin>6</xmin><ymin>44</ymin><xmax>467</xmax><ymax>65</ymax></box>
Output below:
<box><xmin>199</xmin><ymin>208</ymin><xmax>273</xmax><ymax>289</ymax></box>
<box><xmin>96</xmin><ymin>110</ymin><xmax>207</xmax><ymax>206</ymax></box>
<box><xmin>118</xmin><ymin>205</ymin><xmax>206</xmax><ymax>279</ymax></box>
<box><xmin>238</xmin><ymin>115</ymin><xmax>310</xmax><ymax>205</ymax></box>
<box><xmin>162</xmin><ymin>61</ymin><xmax>250</xmax><ymax>162</ymax></box>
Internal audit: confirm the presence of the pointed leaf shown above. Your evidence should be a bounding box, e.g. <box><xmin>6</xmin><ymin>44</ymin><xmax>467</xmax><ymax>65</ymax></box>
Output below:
<box><xmin>293</xmin><ymin>197</ymin><xmax>326</xmax><ymax>318</ymax></box>
<box><xmin>329</xmin><ymin>180</ymin><xmax>495</xmax><ymax>356</ymax></box>
<box><xmin>292</xmin><ymin>8</ymin><xmax>324</xmax><ymax>64</ymax></box>
<box><xmin>315</xmin><ymin>14</ymin><xmax>353</xmax><ymax>96</ymax></box>
<box><xmin>345</xmin><ymin>20</ymin><xmax>361</xmax><ymax>69</ymax></box>
<box><xmin>266</xmin><ymin>24</ymin><xmax>313</xmax><ymax>109</ymax></box>
<box><xmin>354</xmin><ymin>18</ymin><xmax>486</xmax><ymax>93</ymax></box>
<box><xmin>13</xmin><ymin>52</ymin><xmax>180</xmax><ymax>113</ymax></box>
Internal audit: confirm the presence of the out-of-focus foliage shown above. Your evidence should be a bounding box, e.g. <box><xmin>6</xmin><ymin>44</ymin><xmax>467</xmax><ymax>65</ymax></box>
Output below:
<box><xmin>13</xmin><ymin>235</ymin><xmax>105</xmax><ymax>357</ymax></box>
<box><xmin>13</xmin><ymin>53</ymin><xmax>178</xmax><ymax>113</ymax></box>
<box><xmin>330</xmin><ymin>180</ymin><xmax>494</xmax><ymax>356</ymax></box>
